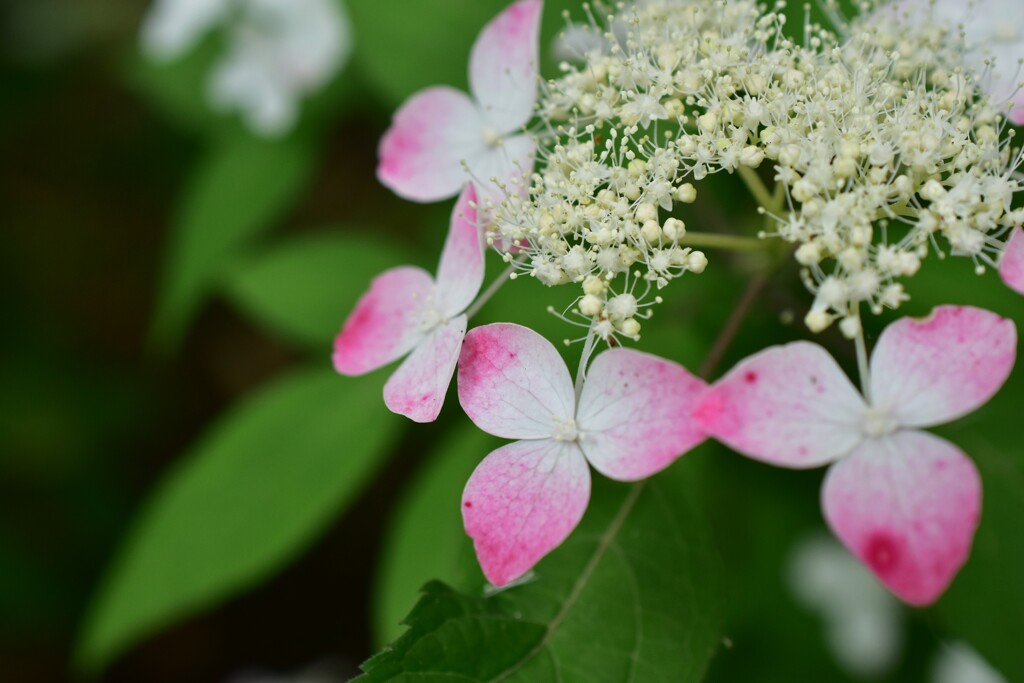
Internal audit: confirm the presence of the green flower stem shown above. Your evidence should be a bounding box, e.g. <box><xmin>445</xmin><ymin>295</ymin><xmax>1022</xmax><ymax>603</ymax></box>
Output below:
<box><xmin>680</xmin><ymin>232</ymin><xmax>768</xmax><ymax>252</ymax></box>
<box><xmin>465</xmin><ymin>255</ymin><xmax>525</xmax><ymax>319</ymax></box>
<box><xmin>851</xmin><ymin>306</ymin><xmax>873</xmax><ymax>404</ymax></box>
<box><xmin>737</xmin><ymin>165</ymin><xmax>779</xmax><ymax>215</ymax></box>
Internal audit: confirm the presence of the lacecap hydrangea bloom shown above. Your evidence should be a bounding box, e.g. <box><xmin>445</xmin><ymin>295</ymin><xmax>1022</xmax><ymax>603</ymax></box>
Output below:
<box><xmin>141</xmin><ymin>0</ymin><xmax>351</xmax><ymax>135</ymax></box>
<box><xmin>334</xmin><ymin>0</ymin><xmax>1024</xmax><ymax>599</ymax></box>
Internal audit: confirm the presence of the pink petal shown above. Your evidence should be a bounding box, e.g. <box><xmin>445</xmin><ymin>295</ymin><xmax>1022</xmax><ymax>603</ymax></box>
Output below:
<box><xmin>383</xmin><ymin>316</ymin><xmax>467</xmax><ymax>423</ymax></box>
<box><xmin>469</xmin><ymin>0</ymin><xmax>542</xmax><ymax>133</ymax></box>
<box><xmin>457</xmin><ymin>323</ymin><xmax>575</xmax><ymax>439</ymax></box>
<box><xmin>694</xmin><ymin>342</ymin><xmax>865</xmax><ymax>468</ymax></box>
<box><xmin>462</xmin><ymin>438</ymin><xmax>590</xmax><ymax>586</ymax></box>
<box><xmin>822</xmin><ymin>430</ymin><xmax>981</xmax><ymax>606</ymax></box>
<box><xmin>435</xmin><ymin>185</ymin><xmax>485</xmax><ymax>316</ymax></box>
<box><xmin>1011</xmin><ymin>96</ymin><xmax>1024</xmax><ymax>127</ymax></box>
<box><xmin>999</xmin><ymin>227</ymin><xmax>1024</xmax><ymax>295</ymax></box>
<box><xmin>870</xmin><ymin>306</ymin><xmax>1017</xmax><ymax>429</ymax></box>
<box><xmin>377</xmin><ymin>86</ymin><xmax>486</xmax><ymax>202</ymax></box>
<box><xmin>576</xmin><ymin>349</ymin><xmax>707</xmax><ymax>481</ymax></box>
<box><xmin>333</xmin><ymin>266</ymin><xmax>433</xmax><ymax>375</ymax></box>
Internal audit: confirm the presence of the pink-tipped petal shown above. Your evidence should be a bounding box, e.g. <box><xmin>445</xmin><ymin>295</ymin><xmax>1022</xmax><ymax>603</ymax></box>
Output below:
<box><xmin>870</xmin><ymin>306</ymin><xmax>1017</xmax><ymax>429</ymax></box>
<box><xmin>822</xmin><ymin>430</ymin><xmax>981</xmax><ymax>606</ymax></box>
<box><xmin>377</xmin><ymin>86</ymin><xmax>486</xmax><ymax>202</ymax></box>
<box><xmin>458</xmin><ymin>323</ymin><xmax>575</xmax><ymax>439</ymax></box>
<box><xmin>576</xmin><ymin>349</ymin><xmax>707</xmax><ymax>481</ymax></box>
<box><xmin>1011</xmin><ymin>96</ymin><xmax>1024</xmax><ymax>128</ymax></box>
<box><xmin>333</xmin><ymin>266</ymin><xmax>433</xmax><ymax>376</ymax></box>
<box><xmin>435</xmin><ymin>185</ymin><xmax>485</xmax><ymax>316</ymax></box>
<box><xmin>694</xmin><ymin>342</ymin><xmax>865</xmax><ymax>468</ymax></box>
<box><xmin>462</xmin><ymin>438</ymin><xmax>590</xmax><ymax>586</ymax></box>
<box><xmin>469</xmin><ymin>0</ymin><xmax>542</xmax><ymax>133</ymax></box>
<box><xmin>383</xmin><ymin>316</ymin><xmax>467</xmax><ymax>423</ymax></box>
<box><xmin>999</xmin><ymin>228</ymin><xmax>1024</xmax><ymax>295</ymax></box>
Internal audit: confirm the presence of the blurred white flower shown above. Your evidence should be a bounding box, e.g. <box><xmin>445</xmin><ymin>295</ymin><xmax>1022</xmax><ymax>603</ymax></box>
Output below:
<box><xmin>141</xmin><ymin>0</ymin><xmax>352</xmax><ymax>136</ymax></box>
<box><xmin>932</xmin><ymin>642</ymin><xmax>1008</xmax><ymax>683</ymax></box>
<box><xmin>225</xmin><ymin>660</ymin><xmax>342</xmax><ymax>683</ymax></box>
<box><xmin>788</xmin><ymin>535</ymin><xmax>904</xmax><ymax>679</ymax></box>
<box><xmin>873</xmin><ymin>0</ymin><xmax>1024</xmax><ymax>124</ymax></box>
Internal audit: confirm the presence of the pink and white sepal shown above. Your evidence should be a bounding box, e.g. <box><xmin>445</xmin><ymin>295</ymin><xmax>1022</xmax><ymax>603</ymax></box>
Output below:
<box><xmin>695</xmin><ymin>305</ymin><xmax>1017</xmax><ymax>605</ymax></box>
<box><xmin>377</xmin><ymin>0</ymin><xmax>542</xmax><ymax>203</ymax></box>
<box><xmin>999</xmin><ymin>228</ymin><xmax>1024</xmax><ymax>295</ymax></box>
<box><xmin>457</xmin><ymin>323</ymin><xmax>708</xmax><ymax>587</ymax></box>
<box><xmin>332</xmin><ymin>185</ymin><xmax>485</xmax><ymax>423</ymax></box>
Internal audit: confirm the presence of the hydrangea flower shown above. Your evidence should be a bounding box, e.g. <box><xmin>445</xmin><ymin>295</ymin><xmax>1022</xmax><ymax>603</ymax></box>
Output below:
<box><xmin>696</xmin><ymin>306</ymin><xmax>1017</xmax><ymax>605</ymax></box>
<box><xmin>377</xmin><ymin>0</ymin><xmax>542</xmax><ymax>202</ymax></box>
<box><xmin>333</xmin><ymin>186</ymin><xmax>484</xmax><ymax>423</ymax></box>
<box><xmin>457</xmin><ymin>323</ymin><xmax>707</xmax><ymax>586</ymax></box>
<box><xmin>141</xmin><ymin>0</ymin><xmax>351</xmax><ymax>136</ymax></box>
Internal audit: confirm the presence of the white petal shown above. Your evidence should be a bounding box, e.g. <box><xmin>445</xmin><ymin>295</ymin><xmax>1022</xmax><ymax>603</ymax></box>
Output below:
<box><xmin>462</xmin><ymin>438</ymin><xmax>590</xmax><ymax>587</ymax></box>
<box><xmin>435</xmin><ymin>185</ymin><xmax>485</xmax><ymax>317</ymax></box>
<box><xmin>469</xmin><ymin>0</ymin><xmax>542</xmax><ymax>133</ymax></box>
<box><xmin>576</xmin><ymin>348</ymin><xmax>707</xmax><ymax>481</ymax></box>
<box><xmin>457</xmin><ymin>323</ymin><xmax>575</xmax><ymax>439</ymax></box>
<box><xmin>695</xmin><ymin>342</ymin><xmax>865</xmax><ymax>468</ymax></box>
<box><xmin>384</xmin><ymin>316</ymin><xmax>466</xmax><ymax>423</ymax></box>
<box><xmin>377</xmin><ymin>87</ymin><xmax>487</xmax><ymax>202</ymax></box>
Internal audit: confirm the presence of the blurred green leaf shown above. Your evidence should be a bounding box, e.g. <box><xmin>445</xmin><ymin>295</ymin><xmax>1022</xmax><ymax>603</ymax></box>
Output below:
<box><xmin>372</xmin><ymin>425</ymin><xmax>497</xmax><ymax>646</ymax></box>
<box><xmin>360</xmin><ymin>456</ymin><xmax>723</xmax><ymax>682</ymax></box>
<box><xmin>76</xmin><ymin>368</ymin><xmax>401</xmax><ymax>674</ymax></box>
<box><xmin>222</xmin><ymin>233</ymin><xmax>408</xmax><ymax>350</ymax></box>
<box><xmin>150</xmin><ymin>136</ymin><xmax>315</xmax><ymax>352</ymax></box>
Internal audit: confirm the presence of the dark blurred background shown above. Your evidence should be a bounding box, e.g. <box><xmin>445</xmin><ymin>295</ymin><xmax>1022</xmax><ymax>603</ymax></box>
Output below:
<box><xmin>1</xmin><ymin>2</ymin><xmax>402</xmax><ymax>681</ymax></box>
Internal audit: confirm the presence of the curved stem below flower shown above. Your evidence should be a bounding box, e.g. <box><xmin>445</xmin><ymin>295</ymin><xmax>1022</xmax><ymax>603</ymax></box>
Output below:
<box><xmin>465</xmin><ymin>254</ymin><xmax>526</xmax><ymax>319</ymax></box>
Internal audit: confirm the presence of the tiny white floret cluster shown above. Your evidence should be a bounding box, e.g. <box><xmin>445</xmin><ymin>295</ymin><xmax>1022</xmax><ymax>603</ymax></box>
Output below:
<box><xmin>488</xmin><ymin>0</ymin><xmax>1023</xmax><ymax>339</ymax></box>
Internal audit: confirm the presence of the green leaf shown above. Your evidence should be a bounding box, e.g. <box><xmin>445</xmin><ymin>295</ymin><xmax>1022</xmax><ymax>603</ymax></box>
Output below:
<box><xmin>222</xmin><ymin>233</ymin><xmax>409</xmax><ymax>349</ymax></box>
<box><xmin>150</xmin><ymin>136</ymin><xmax>316</xmax><ymax>352</ymax></box>
<box><xmin>76</xmin><ymin>368</ymin><xmax>401</xmax><ymax>674</ymax></box>
<box><xmin>373</xmin><ymin>426</ymin><xmax>498</xmax><ymax>646</ymax></box>
<box><xmin>360</xmin><ymin>453</ymin><xmax>723</xmax><ymax>682</ymax></box>
<box><xmin>348</xmin><ymin>0</ymin><xmax>576</xmax><ymax>105</ymax></box>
